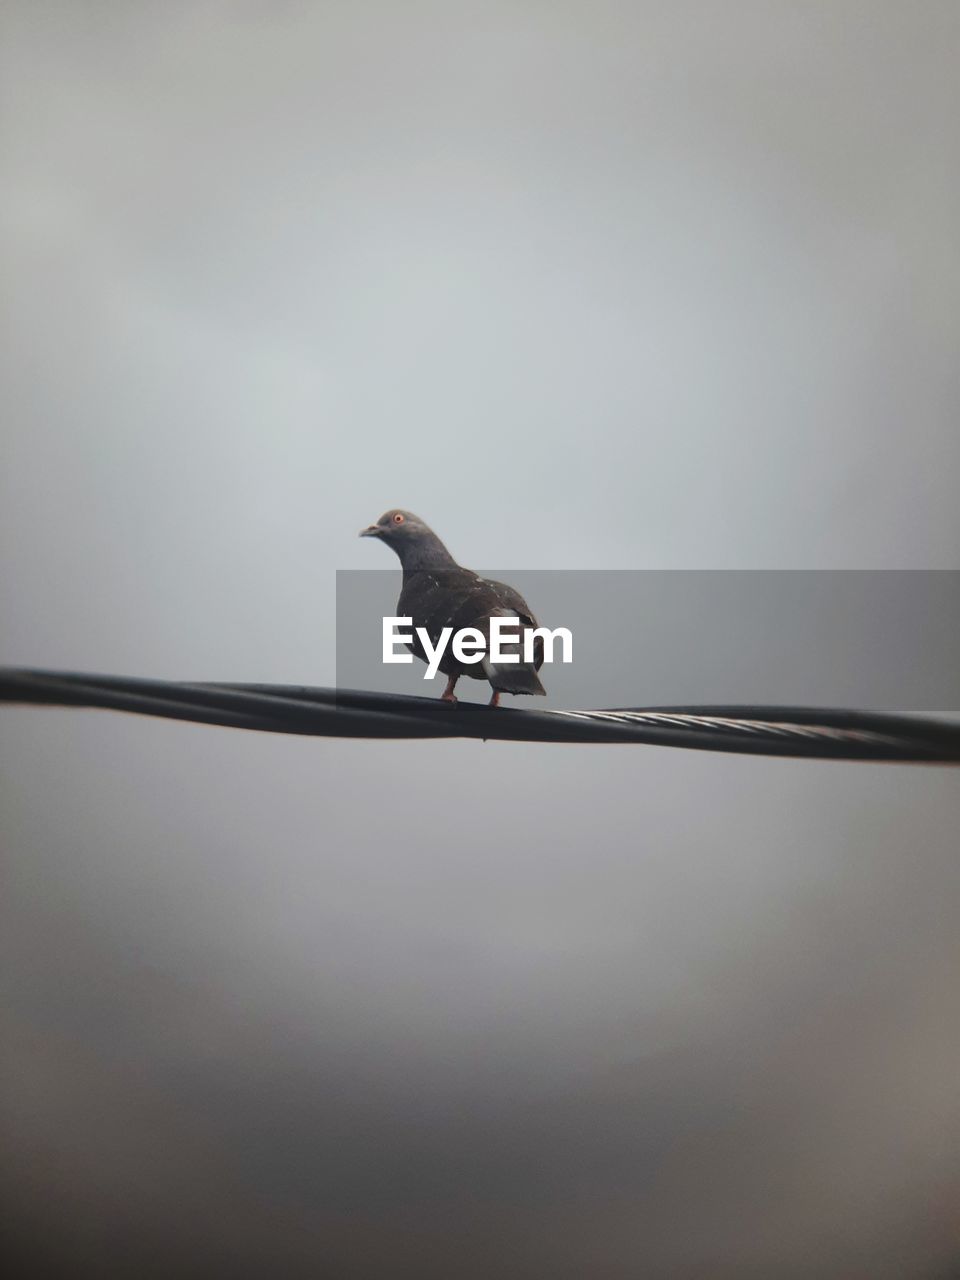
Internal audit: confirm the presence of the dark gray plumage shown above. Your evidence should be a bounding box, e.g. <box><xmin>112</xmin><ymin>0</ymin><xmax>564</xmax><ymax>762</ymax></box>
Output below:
<box><xmin>359</xmin><ymin>509</ymin><xmax>546</xmax><ymax>705</ymax></box>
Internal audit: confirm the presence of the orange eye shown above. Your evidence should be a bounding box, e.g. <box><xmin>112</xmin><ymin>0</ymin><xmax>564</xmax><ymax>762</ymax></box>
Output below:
<box><xmin>393</xmin><ymin>512</ymin><xmax>405</xmax><ymax>524</ymax></box>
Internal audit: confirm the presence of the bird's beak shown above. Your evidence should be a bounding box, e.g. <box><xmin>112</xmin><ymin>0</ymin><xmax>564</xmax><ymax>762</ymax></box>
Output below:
<box><xmin>359</xmin><ymin>525</ymin><xmax>381</xmax><ymax>538</ymax></box>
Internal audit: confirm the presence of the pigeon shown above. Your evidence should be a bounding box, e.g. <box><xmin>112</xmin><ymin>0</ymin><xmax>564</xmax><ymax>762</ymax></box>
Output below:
<box><xmin>359</xmin><ymin>509</ymin><xmax>546</xmax><ymax>705</ymax></box>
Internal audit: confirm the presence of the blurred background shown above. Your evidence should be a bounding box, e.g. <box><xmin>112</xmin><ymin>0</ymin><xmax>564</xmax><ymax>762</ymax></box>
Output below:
<box><xmin>1</xmin><ymin>2</ymin><xmax>958</xmax><ymax>1276</ymax></box>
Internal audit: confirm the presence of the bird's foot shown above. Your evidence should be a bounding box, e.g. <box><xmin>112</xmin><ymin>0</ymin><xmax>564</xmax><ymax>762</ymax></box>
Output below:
<box><xmin>488</xmin><ymin>691</ymin><xmax>501</xmax><ymax>708</ymax></box>
<box><xmin>440</xmin><ymin>690</ymin><xmax>458</xmax><ymax>703</ymax></box>
<box><xmin>441</xmin><ymin>674</ymin><xmax>459</xmax><ymax>703</ymax></box>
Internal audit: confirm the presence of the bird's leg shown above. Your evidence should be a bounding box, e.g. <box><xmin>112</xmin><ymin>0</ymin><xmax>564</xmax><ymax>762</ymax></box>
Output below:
<box><xmin>441</xmin><ymin>673</ymin><xmax>459</xmax><ymax>702</ymax></box>
<box><xmin>488</xmin><ymin>690</ymin><xmax>501</xmax><ymax>708</ymax></box>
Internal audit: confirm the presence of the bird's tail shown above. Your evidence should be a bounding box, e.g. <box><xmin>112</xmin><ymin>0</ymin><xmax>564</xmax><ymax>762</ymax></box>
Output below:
<box><xmin>481</xmin><ymin>658</ymin><xmax>546</xmax><ymax>696</ymax></box>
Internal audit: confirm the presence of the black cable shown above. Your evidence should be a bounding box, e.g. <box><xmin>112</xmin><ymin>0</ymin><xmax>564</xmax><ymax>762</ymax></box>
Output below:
<box><xmin>2</xmin><ymin>667</ymin><xmax>958</xmax><ymax>762</ymax></box>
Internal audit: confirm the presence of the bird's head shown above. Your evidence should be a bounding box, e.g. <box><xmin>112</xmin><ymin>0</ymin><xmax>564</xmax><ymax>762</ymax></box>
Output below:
<box><xmin>359</xmin><ymin>509</ymin><xmax>432</xmax><ymax>547</ymax></box>
<box><xmin>359</xmin><ymin>510</ymin><xmax>456</xmax><ymax>569</ymax></box>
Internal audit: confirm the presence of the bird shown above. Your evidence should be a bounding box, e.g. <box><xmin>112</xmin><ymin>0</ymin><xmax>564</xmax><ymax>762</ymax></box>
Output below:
<box><xmin>359</xmin><ymin>509</ymin><xmax>546</xmax><ymax>705</ymax></box>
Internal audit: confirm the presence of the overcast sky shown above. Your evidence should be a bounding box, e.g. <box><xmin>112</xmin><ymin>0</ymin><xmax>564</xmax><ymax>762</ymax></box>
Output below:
<box><xmin>2</xmin><ymin>3</ymin><xmax>959</xmax><ymax>1277</ymax></box>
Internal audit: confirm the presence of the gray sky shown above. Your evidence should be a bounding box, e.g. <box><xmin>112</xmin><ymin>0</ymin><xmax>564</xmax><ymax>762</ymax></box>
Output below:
<box><xmin>2</xmin><ymin>3</ymin><xmax>959</xmax><ymax>1276</ymax></box>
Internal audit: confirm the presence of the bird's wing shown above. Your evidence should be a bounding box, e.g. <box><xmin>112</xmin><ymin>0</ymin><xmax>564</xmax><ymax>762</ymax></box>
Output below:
<box><xmin>397</xmin><ymin>569</ymin><xmax>544</xmax><ymax>676</ymax></box>
<box><xmin>474</xmin><ymin>576</ymin><xmax>538</xmax><ymax>627</ymax></box>
<box><xmin>472</xmin><ymin>578</ymin><xmax>545</xmax><ymax>674</ymax></box>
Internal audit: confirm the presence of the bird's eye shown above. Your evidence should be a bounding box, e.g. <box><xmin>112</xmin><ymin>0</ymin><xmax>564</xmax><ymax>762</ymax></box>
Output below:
<box><xmin>393</xmin><ymin>513</ymin><xmax>405</xmax><ymax>524</ymax></box>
